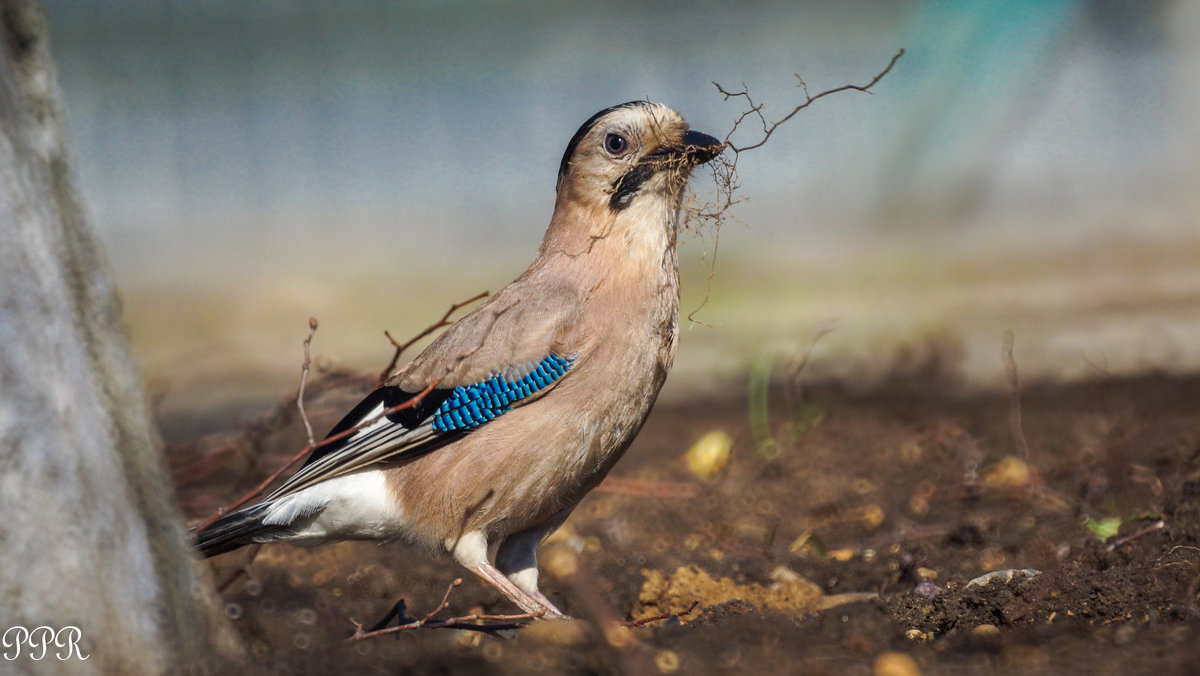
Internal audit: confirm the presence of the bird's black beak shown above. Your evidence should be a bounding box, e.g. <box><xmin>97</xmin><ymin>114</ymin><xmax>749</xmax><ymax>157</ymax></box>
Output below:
<box><xmin>679</xmin><ymin>130</ymin><xmax>724</xmax><ymax>165</ymax></box>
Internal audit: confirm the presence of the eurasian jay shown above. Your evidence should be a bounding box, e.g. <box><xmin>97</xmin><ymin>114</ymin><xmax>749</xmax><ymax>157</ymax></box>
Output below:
<box><xmin>195</xmin><ymin>101</ymin><xmax>723</xmax><ymax>619</ymax></box>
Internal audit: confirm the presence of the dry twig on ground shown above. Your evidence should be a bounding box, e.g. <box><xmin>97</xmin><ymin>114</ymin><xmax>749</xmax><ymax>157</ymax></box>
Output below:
<box><xmin>1001</xmin><ymin>330</ymin><xmax>1031</xmax><ymax>465</ymax></box>
<box><xmin>346</xmin><ymin>579</ymin><xmax>543</xmax><ymax>640</ymax></box>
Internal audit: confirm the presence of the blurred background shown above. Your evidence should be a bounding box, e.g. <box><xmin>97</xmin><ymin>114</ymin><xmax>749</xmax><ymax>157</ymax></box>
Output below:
<box><xmin>43</xmin><ymin>0</ymin><xmax>1200</xmax><ymax>437</ymax></box>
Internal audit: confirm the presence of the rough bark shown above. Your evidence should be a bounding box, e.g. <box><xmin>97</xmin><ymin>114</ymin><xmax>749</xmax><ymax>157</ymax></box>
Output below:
<box><xmin>0</xmin><ymin>2</ymin><xmax>239</xmax><ymax>673</ymax></box>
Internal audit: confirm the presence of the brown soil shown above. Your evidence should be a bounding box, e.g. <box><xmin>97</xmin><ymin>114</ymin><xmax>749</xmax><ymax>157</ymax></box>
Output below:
<box><xmin>172</xmin><ymin>369</ymin><xmax>1200</xmax><ymax>675</ymax></box>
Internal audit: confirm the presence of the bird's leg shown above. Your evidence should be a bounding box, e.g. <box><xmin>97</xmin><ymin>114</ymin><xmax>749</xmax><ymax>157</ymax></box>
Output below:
<box><xmin>450</xmin><ymin>530</ymin><xmax>563</xmax><ymax>618</ymax></box>
<box><xmin>495</xmin><ymin>519</ymin><xmax>570</xmax><ymax>619</ymax></box>
<box><xmin>468</xmin><ymin>560</ymin><xmax>564</xmax><ymax>619</ymax></box>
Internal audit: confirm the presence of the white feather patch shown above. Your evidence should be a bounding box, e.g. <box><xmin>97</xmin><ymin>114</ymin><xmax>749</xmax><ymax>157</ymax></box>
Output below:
<box><xmin>261</xmin><ymin>470</ymin><xmax>406</xmax><ymax>540</ymax></box>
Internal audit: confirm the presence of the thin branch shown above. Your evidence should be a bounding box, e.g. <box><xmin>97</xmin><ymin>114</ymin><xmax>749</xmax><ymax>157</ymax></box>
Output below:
<box><xmin>297</xmin><ymin>317</ymin><xmax>319</xmax><ymax>447</ymax></box>
<box><xmin>216</xmin><ymin>544</ymin><xmax>262</xmax><ymax>593</ymax></box>
<box><xmin>682</xmin><ymin>49</ymin><xmax>904</xmax><ymax>323</ymax></box>
<box><xmin>685</xmin><ymin>212</ymin><xmax>722</xmax><ymax>326</ymax></box>
<box><xmin>377</xmin><ymin>291</ymin><xmax>489</xmax><ymax>386</ymax></box>
<box><xmin>1001</xmin><ymin>331</ymin><xmax>1032</xmax><ymax>464</ymax></box>
<box><xmin>191</xmin><ymin>442</ymin><xmax>314</xmax><ymax>535</ymax></box>
<box><xmin>1105</xmin><ymin>520</ymin><xmax>1166</xmax><ymax>552</ymax></box>
<box><xmin>346</xmin><ymin>578</ymin><xmax>544</xmax><ymax>641</ymax></box>
<box><xmin>714</xmin><ymin>48</ymin><xmax>905</xmax><ymax>153</ymax></box>
<box><xmin>421</xmin><ymin>577</ymin><xmax>462</xmax><ymax>623</ymax></box>
<box><xmin>784</xmin><ymin>322</ymin><xmax>836</xmax><ymax>414</ymax></box>
<box><xmin>620</xmin><ymin>601</ymin><xmax>700</xmax><ymax>627</ymax></box>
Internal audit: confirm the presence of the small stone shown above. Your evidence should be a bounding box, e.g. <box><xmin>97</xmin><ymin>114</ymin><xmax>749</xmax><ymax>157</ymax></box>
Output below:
<box><xmin>904</xmin><ymin>629</ymin><xmax>930</xmax><ymax>642</ymax></box>
<box><xmin>828</xmin><ymin>548</ymin><xmax>855</xmax><ymax>562</ymax></box>
<box><xmin>981</xmin><ymin>455</ymin><xmax>1031</xmax><ymax>488</ymax></box>
<box><xmin>685</xmin><ymin>430</ymin><xmax>733</xmax><ymax>479</ymax></box>
<box><xmin>966</xmin><ymin>568</ymin><xmax>1040</xmax><ymax>588</ymax></box>
<box><xmin>913</xmin><ymin>582</ymin><xmax>941</xmax><ymax>600</ymax></box>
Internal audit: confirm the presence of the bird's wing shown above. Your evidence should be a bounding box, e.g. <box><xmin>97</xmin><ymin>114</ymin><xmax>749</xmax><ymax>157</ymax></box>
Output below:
<box><xmin>388</xmin><ymin>274</ymin><xmax>587</xmax><ymax>391</ymax></box>
<box><xmin>265</xmin><ymin>278</ymin><xmax>586</xmax><ymax>500</ymax></box>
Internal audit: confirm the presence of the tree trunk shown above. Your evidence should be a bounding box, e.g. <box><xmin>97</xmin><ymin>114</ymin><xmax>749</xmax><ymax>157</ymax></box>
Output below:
<box><xmin>0</xmin><ymin>2</ymin><xmax>239</xmax><ymax>673</ymax></box>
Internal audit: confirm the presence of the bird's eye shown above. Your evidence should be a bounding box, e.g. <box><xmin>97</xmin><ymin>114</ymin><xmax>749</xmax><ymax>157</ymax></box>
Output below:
<box><xmin>604</xmin><ymin>133</ymin><xmax>629</xmax><ymax>156</ymax></box>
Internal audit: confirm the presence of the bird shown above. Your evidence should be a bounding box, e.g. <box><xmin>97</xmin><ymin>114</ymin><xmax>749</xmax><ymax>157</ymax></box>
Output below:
<box><xmin>195</xmin><ymin>101</ymin><xmax>723</xmax><ymax>619</ymax></box>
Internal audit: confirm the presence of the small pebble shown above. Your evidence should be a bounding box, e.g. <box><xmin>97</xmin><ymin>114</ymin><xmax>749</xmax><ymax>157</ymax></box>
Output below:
<box><xmin>966</xmin><ymin>568</ymin><xmax>1040</xmax><ymax>588</ymax></box>
<box><xmin>904</xmin><ymin>629</ymin><xmax>930</xmax><ymax>642</ymax></box>
<box><xmin>980</xmin><ymin>455</ymin><xmax>1031</xmax><ymax>488</ymax></box>
<box><xmin>913</xmin><ymin>582</ymin><xmax>942</xmax><ymax>600</ymax></box>
<box><xmin>828</xmin><ymin>548</ymin><xmax>855</xmax><ymax>562</ymax></box>
<box><xmin>685</xmin><ymin>430</ymin><xmax>733</xmax><ymax>479</ymax></box>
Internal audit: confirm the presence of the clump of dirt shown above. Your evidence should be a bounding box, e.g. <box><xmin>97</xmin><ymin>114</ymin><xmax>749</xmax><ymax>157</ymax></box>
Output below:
<box><xmin>173</xmin><ymin>370</ymin><xmax>1200</xmax><ymax>674</ymax></box>
<box><xmin>632</xmin><ymin>564</ymin><xmax>824</xmax><ymax>621</ymax></box>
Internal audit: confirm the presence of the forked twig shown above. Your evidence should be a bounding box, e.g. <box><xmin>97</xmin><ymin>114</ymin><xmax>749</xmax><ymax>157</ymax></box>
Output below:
<box><xmin>191</xmin><ymin>443</ymin><xmax>317</xmax><ymax>534</ymax></box>
<box><xmin>377</xmin><ymin>291</ymin><xmax>489</xmax><ymax>386</ymax></box>
<box><xmin>297</xmin><ymin>317</ymin><xmax>319</xmax><ymax>446</ymax></box>
<box><xmin>216</xmin><ymin>544</ymin><xmax>262</xmax><ymax>592</ymax></box>
<box><xmin>994</xmin><ymin>332</ymin><xmax>1075</xmax><ymax>512</ymax></box>
<box><xmin>621</xmin><ymin>601</ymin><xmax>700</xmax><ymax>627</ymax></box>
<box><xmin>1106</xmin><ymin>520</ymin><xmax>1166</xmax><ymax>552</ymax></box>
<box><xmin>346</xmin><ymin>578</ymin><xmax>544</xmax><ymax>641</ymax></box>
<box><xmin>784</xmin><ymin>322</ymin><xmax>836</xmax><ymax>414</ymax></box>
<box><xmin>1001</xmin><ymin>331</ymin><xmax>1032</xmax><ymax>464</ymax></box>
<box><xmin>422</xmin><ymin>577</ymin><xmax>462</xmax><ymax>622</ymax></box>
<box><xmin>684</xmin><ymin>49</ymin><xmax>904</xmax><ymax>322</ymax></box>
<box><xmin>714</xmin><ymin>48</ymin><xmax>905</xmax><ymax>153</ymax></box>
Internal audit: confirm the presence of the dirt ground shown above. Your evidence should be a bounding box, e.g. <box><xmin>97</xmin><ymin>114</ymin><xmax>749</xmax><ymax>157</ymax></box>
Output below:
<box><xmin>172</xmin><ymin>367</ymin><xmax>1200</xmax><ymax>675</ymax></box>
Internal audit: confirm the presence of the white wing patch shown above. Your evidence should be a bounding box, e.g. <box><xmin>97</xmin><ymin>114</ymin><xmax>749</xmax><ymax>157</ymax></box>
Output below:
<box><xmin>261</xmin><ymin>470</ymin><xmax>407</xmax><ymax>540</ymax></box>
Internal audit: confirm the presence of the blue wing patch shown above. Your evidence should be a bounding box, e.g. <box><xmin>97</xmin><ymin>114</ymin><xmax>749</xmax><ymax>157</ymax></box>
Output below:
<box><xmin>432</xmin><ymin>354</ymin><xmax>574</xmax><ymax>432</ymax></box>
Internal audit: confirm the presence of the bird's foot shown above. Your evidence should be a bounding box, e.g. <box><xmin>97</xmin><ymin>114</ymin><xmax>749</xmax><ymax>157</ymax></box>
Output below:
<box><xmin>365</xmin><ymin>598</ymin><xmax>413</xmax><ymax>633</ymax></box>
<box><xmin>529</xmin><ymin>590</ymin><xmax>570</xmax><ymax>620</ymax></box>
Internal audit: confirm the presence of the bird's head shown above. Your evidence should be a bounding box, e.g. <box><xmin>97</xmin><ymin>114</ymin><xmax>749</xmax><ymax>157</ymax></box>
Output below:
<box><xmin>555</xmin><ymin>101</ymin><xmax>723</xmax><ymax>215</ymax></box>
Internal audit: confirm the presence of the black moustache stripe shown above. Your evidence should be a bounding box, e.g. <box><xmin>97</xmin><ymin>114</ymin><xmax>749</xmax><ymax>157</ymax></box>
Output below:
<box><xmin>609</xmin><ymin>160</ymin><xmax>660</xmax><ymax>211</ymax></box>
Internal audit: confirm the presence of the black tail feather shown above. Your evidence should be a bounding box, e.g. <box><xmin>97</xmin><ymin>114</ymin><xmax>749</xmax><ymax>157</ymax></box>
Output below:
<box><xmin>194</xmin><ymin>504</ymin><xmax>277</xmax><ymax>558</ymax></box>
